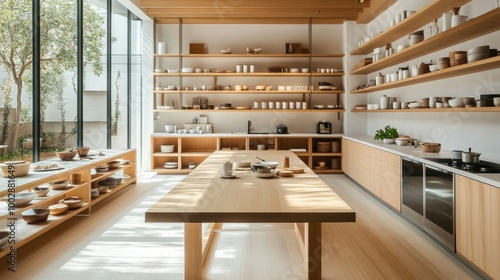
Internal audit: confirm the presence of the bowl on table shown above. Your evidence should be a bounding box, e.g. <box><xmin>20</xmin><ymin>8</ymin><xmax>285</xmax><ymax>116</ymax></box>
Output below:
<box><xmin>493</xmin><ymin>97</ymin><xmax>500</xmax><ymax>107</ymax></box>
<box><xmin>0</xmin><ymin>161</ymin><xmax>30</xmax><ymax>178</ymax></box>
<box><xmin>256</xmin><ymin>161</ymin><xmax>279</xmax><ymax>169</ymax></box>
<box><xmin>107</xmin><ymin>160</ymin><xmax>121</xmax><ymax>169</ymax></box>
<box><xmin>56</xmin><ymin>150</ymin><xmax>77</xmax><ymax>161</ymax></box>
<box><xmin>251</xmin><ymin>164</ymin><xmax>272</xmax><ymax>173</ymax></box>
<box><xmin>420</xmin><ymin>142</ymin><xmax>441</xmax><ymax>153</ymax></box>
<box><xmin>75</xmin><ymin>146</ymin><xmax>91</xmax><ymax>157</ymax></box>
<box><xmin>95</xmin><ymin>165</ymin><xmax>109</xmax><ymax>173</ymax></box>
<box><xmin>21</xmin><ymin>209</ymin><xmax>50</xmax><ymax>224</ymax></box>
<box><xmin>448</xmin><ymin>98</ymin><xmax>465</xmax><ymax>108</ymax></box>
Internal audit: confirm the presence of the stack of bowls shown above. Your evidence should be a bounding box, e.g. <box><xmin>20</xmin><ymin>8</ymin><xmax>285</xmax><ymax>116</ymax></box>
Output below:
<box><xmin>160</xmin><ymin>144</ymin><xmax>175</xmax><ymax>153</ymax></box>
<box><xmin>494</xmin><ymin>97</ymin><xmax>500</xmax><ymax>107</ymax></box>
<box><xmin>420</xmin><ymin>98</ymin><xmax>429</xmax><ymax>108</ymax></box>
<box><xmin>164</xmin><ymin>162</ymin><xmax>178</xmax><ymax>169</ymax></box>
<box><xmin>408</xmin><ymin>30</ymin><xmax>424</xmax><ymax>46</ymax></box>
<box><xmin>462</xmin><ymin>97</ymin><xmax>476</xmax><ymax>107</ymax></box>
<box><xmin>451</xmin><ymin>15</ymin><xmax>468</xmax><ymax>27</ymax></box>
<box><xmin>449</xmin><ymin>51</ymin><xmax>466</xmax><ymax>66</ymax></box>
<box><xmin>438</xmin><ymin>57</ymin><xmax>450</xmax><ymax>70</ymax></box>
<box><xmin>467</xmin><ymin>45</ymin><xmax>490</xmax><ymax>63</ymax></box>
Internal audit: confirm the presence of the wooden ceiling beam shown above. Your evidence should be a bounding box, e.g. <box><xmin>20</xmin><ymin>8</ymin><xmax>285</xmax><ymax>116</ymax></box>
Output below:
<box><xmin>357</xmin><ymin>0</ymin><xmax>396</xmax><ymax>23</ymax></box>
<box><xmin>155</xmin><ymin>18</ymin><xmax>347</xmax><ymax>25</ymax></box>
<box><xmin>141</xmin><ymin>0</ymin><xmax>370</xmax><ymax>9</ymax></box>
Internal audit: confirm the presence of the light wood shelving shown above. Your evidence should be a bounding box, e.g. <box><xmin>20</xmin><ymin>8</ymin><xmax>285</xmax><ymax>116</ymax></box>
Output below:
<box><xmin>351</xmin><ymin>56</ymin><xmax>500</xmax><ymax>94</ymax></box>
<box><xmin>351</xmin><ymin>107</ymin><xmax>500</xmax><ymax>113</ymax></box>
<box><xmin>151</xmin><ymin>135</ymin><xmax>343</xmax><ymax>174</ymax></box>
<box><xmin>0</xmin><ymin>149</ymin><xmax>136</xmax><ymax>259</ymax></box>
<box><xmin>153</xmin><ymin>109</ymin><xmax>346</xmax><ymax>113</ymax></box>
<box><xmin>351</xmin><ymin>8</ymin><xmax>500</xmax><ymax>74</ymax></box>
<box><xmin>350</xmin><ymin>0</ymin><xmax>471</xmax><ymax>55</ymax></box>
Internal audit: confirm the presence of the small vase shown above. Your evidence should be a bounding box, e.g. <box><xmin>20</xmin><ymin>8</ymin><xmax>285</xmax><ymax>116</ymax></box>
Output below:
<box><xmin>383</xmin><ymin>138</ymin><xmax>395</xmax><ymax>144</ymax></box>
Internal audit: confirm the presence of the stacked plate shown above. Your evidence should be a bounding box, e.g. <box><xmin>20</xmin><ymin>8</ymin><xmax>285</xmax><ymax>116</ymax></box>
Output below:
<box><xmin>164</xmin><ymin>162</ymin><xmax>178</xmax><ymax>169</ymax></box>
<box><xmin>467</xmin><ymin>45</ymin><xmax>490</xmax><ymax>63</ymax></box>
<box><xmin>449</xmin><ymin>51</ymin><xmax>466</xmax><ymax>66</ymax></box>
<box><xmin>318</xmin><ymin>81</ymin><xmax>336</xmax><ymax>90</ymax></box>
<box><xmin>409</xmin><ymin>30</ymin><xmax>424</xmax><ymax>46</ymax></box>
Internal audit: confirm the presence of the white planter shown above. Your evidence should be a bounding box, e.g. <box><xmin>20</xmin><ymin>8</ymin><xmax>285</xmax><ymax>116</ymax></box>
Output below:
<box><xmin>383</xmin><ymin>138</ymin><xmax>395</xmax><ymax>144</ymax></box>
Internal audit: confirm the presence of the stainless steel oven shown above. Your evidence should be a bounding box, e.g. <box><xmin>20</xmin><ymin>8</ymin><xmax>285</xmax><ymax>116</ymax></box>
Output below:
<box><xmin>401</xmin><ymin>158</ymin><xmax>454</xmax><ymax>251</ymax></box>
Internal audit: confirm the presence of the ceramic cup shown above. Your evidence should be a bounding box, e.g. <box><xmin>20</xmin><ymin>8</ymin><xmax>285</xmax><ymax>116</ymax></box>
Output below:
<box><xmin>222</xmin><ymin>162</ymin><xmax>233</xmax><ymax>176</ymax></box>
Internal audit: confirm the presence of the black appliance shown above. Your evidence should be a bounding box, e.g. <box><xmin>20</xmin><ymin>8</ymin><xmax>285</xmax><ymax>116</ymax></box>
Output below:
<box><xmin>316</xmin><ymin>121</ymin><xmax>332</xmax><ymax>134</ymax></box>
<box><xmin>401</xmin><ymin>158</ymin><xmax>455</xmax><ymax>251</ymax></box>
<box><xmin>276</xmin><ymin>124</ymin><xmax>288</xmax><ymax>134</ymax></box>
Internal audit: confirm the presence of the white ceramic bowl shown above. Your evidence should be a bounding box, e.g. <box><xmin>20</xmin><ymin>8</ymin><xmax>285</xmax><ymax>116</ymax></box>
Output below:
<box><xmin>429</xmin><ymin>65</ymin><xmax>439</xmax><ymax>72</ymax></box>
<box><xmin>167</xmin><ymin>69</ymin><xmax>179</xmax><ymax>73</ymax></box>
<box><xmin>1</xmin><ymin>192</ymin><xmax>35</xmax><ymax>207</ymax></box>
<box><xmin>395</xmin><ymin>138</ymin><xmax>412</xmax><ymax>146</ymax></box>
<box><xmin>161</xmin><ymin>145</ymin><xmax>175</xmax><ymax>153</ymax></box>
<box><xmin>32</xmin><ymin>186</ymin><xmax>50</xmax><ymax>197</ymax></box>
<box><xmin>48</xmin><ymin>180</ymin><xmax>69</xmax><ymax>190</ymax></box>
<box><xmin>408</xmin><ymin>102</ymin><xmax>421</xmax><ymax>109</ymax></box>
<box><xmin>181</xmin><ymin>67</ymin><xmax>193</xmax><ymax>73</ymax></box>
<box><xmin>448</xmin><ymin>98</ymin><xmax>465</xmax><ymax>108</ymax></box>
<box><xmin>494</xmin><ymin>97</ymin><xmax>500</xmax><ymax>107</ymax></box>
<box><xmin>154</xmin><ymin>69</ymin><xmax>166</xmax><ymax>73</ymax></box>
<box><xmin>0</xmin><ymin>161</ymin><xmax>30</xmax><ymax>178</ymax></box>
<box><xmin>257</xmin><ymin>161</ymin><xmax>279</xmax><ymax>169</ymax></box>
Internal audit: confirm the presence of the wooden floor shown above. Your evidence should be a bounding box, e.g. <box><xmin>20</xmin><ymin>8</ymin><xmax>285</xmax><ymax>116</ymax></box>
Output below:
<box><xmin>0</xmin><ymin>174</ymin><xmax>483</xmax><ymax>280</ymax></box>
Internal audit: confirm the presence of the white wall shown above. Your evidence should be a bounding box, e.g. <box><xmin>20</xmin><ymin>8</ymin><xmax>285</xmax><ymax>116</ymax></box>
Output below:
<box><xmin>349</xmin><ymin>0</ymin><xmax>500</xmax><ymax>162</ymax></box>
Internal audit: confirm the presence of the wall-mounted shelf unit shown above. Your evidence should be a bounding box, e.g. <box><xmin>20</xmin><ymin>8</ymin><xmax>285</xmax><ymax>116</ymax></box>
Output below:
<box><xmin>350</xmin><ymin>0</ymin><xmax>471</xmax><ymax>55</ymax></box>
<box><xmin>352</xmin><ymin>107</ymin><xmax>500</xmax><ymax>113</ymax></box>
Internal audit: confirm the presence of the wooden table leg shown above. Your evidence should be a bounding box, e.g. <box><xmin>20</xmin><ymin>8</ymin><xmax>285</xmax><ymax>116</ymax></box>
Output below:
<box><xmin>305</xmin><ymin>223</ymin><xmax>322</xmax><ymax>280</ymax></box>
<box><xmin>185</xmin><ymin>223</ymin><xmax>202</xmax><ymax>280</ymax></box>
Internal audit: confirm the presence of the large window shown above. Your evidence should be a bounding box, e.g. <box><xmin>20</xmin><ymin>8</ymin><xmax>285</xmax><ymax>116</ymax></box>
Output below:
<box><xmin>0</xmin><ymin>0</ymin><xmax>142</xmax><ymax>163</ymax></box>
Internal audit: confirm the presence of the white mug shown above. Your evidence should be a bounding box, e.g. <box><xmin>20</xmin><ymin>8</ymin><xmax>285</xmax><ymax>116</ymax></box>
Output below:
<box><xmin>222</xmin><ymin>162</ymin><xmax>233</xmax><ymax>176</ymax></box>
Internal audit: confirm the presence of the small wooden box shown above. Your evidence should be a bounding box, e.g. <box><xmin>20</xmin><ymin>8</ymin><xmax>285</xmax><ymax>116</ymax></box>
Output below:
<box><xmin>189</xmin><ymin>43</ymin><xmax>205</xmax><ymax>54</ymax></box>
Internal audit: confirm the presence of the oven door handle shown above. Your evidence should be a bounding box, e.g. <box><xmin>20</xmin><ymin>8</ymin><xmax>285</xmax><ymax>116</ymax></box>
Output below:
<box><xmin>425</xmin><ymin>164</ymin><xmax>451</xmax><ymax>174</ymax></box>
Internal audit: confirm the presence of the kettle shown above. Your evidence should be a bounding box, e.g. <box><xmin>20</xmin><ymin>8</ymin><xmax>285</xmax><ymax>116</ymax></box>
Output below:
<box><xmin>276</xmin><ymin>124</ymin><xmax>288</xmax><ymax>134</ymax></box>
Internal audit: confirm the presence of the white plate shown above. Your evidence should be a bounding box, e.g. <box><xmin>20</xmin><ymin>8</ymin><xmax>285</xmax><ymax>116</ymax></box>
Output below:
<box><xmin>164</xmin><ymin>162</ymin><xmax>178</xmax><ymax>166</ymax></box>
<box><xmin>256</xmin><ymin>172</ymin><xmax>276</xmax><ymax>178</ymax></box>
<box><xmin>220</xmin><ymin>174</ymin><xmax>237</xmax><ymax>179</ymax></box>
<box><xmin>164</xmin><ymin>166</ymin><xmax>178</xmax><ymax>169</ymax></box>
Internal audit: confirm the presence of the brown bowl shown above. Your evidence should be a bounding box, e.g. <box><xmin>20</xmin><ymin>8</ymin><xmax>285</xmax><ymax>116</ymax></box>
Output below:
<box><xmin>48</xmin><ymin>203</ymin><xmax>69</xmax><ymax>215</ymax></box>
<box><xmin>75</xmin><ymin>146</ymin><xmax>90</xmax><ymax>157</ymax></box>
<box><xmin>107</xmin><ymin>160</ymin><xmax>121</xmax><ymax>169</ymax></box>
<box><xmin>21</xmin><ymin>209</ymin><xmax>50</xmax><ymax>224</ymax></box>
<box><xmin>0</xmin><ymin>161</ymin><xmax>30</xmax><ymax>178</ymax></box>
<box><xmin>56</xmin><ymin>150</ymin><xmax>77</xmax><ymax>161</ymax></box>
<box><xmin>60</xmin><ymin>196</ymin><xmax>84</xmax><ymax>209</ymax></box>
<box><xmin>420</xmin><ymin>142</ymin><xmax>441</xmax><ymax>153</ymax></box>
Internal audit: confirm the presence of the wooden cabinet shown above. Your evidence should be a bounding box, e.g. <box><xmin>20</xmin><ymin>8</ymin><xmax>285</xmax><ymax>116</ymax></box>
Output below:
<box><xmin>342</xmin><ymin>138</ymin><xmax>400</xmax><ymax>211</ymax></box>
<box><xmin>152</xmin><ymin>134</ymin><xmax>342</xmax><ymax>174</ymax></box>
<box><xmin>0</xmin><ymin>149</ymin><xmax>136</xmax><ymax>258</ymax></box>
<box><xmin>455</xmin><ymin>174</ymin><xmax>500</xmax><ymax>279</ymax></box>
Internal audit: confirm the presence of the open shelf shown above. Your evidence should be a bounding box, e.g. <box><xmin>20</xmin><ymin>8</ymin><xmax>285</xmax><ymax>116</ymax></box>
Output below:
<box><xmin>352</xmin><ymin>107</ymin><xmax>500</xmax><ymax>113</ymax></box>
<box><xmin>90</xmin><ymin>180</ymin><xmax>135</xmax><ymax>206</ymax></box>
<box><xmin>173</xmin><ymin>90</ymin><xmax>345</xmax><ymax>95</ymax></box>
<box><xmin>351</xmin><ymin>56</ymin><xmax>500</xmax><ymax>93</ymax></box>
<box><xmin>351</xmin><ymin>8</ymin><xmax>500</xmax><ymax>74</ymax></box>
<box><xmin>154</xmin><ymin>72</ymin><xmax>344</xmax><ymax>77</ymax></box>
<box><xmin>350</xmin><ymin>0</ymin><xmax>471</xmax><ymax>55</ymax></box>
<box><xmin>154</xmin><ymin>109</ymin><xmax>346</xmax><ymax>113</ymax></box>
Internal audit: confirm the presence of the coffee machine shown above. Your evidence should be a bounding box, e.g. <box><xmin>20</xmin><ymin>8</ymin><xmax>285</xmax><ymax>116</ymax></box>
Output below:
<box><xmin>316</xmin><ymin>121</ymin><xmax>332</xmax><ymax>134</ymax></box>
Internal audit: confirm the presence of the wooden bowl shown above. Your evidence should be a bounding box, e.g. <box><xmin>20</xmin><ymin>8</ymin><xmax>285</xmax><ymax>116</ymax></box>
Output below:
<box><xmin>420</xmin><ymin>142</ymin><xmax>441</xmax><ymax>153</ymax></box>
<box><xmin>0</xmin><ymin>161</ymin><xmax>30</xmax><ymax>178</ymax></box>
<box><xmin>48</xmin><ymin>203</ymin><xmax>69</xmax><ymax>215</ymax></box>
<box><xmin>107</xmin><ymin>160</ymin><xmax>121</xmax><ymax>169</ymax></box>
<box><xmin>75</xmin><ymin>146</ymin><xmax>90</xmax><ymax>157</ymax></box>
<box><xmin>21</xmin><ymin>209</ymin><xmax>50</xmax><ymax>224</ymax></box>
<box><xmin>60</xmin><ymin>196</ymin><xmax>84</xmax><ymax>210</ymax></box>
<box><xmin>56</xmin><ymin>150</ymin><xmax>77</xmax><ymax>161</ymax></box>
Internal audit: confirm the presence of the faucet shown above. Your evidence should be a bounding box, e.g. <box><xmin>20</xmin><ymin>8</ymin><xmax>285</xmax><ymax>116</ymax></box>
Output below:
<box><xmin>248</xmin><ymin>120</ymin><xmax>252</xmax><ymax>134</ymax></box>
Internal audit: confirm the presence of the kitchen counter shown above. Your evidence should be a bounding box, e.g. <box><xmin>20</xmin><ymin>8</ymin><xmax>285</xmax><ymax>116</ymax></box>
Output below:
<box><xmin>343</xmin><ymin>135</ymin><xmax>500</xmax><ymax>188</ymax></box>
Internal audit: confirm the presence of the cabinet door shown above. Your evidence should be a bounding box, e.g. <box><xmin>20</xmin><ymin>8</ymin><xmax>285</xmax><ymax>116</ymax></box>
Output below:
<box><xmin>456</xmin><ymin>175</ymin><xmax>500</xmax><ymax>279</ymax></box>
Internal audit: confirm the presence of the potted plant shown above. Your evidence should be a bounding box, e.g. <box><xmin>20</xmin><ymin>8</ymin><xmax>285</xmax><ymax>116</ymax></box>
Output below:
<box><xmin>374</xmin><ymin>125</ymin><xmax>399</xmax><ymax>144</ymax></box>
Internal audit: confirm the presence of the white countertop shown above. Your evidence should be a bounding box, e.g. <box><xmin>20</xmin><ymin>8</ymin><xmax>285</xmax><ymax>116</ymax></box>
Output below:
<box><xmin>343</xmin><ymin>135</ymin><xmax>500</xmax><ymax>189</ymax></box>
<box><xmin>152</xmin><ymin>132</ymin><xmax>344</xmax><ymax>138</ymax></box>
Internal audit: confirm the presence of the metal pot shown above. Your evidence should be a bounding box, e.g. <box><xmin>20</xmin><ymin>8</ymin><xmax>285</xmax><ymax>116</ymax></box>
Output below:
<box><xmin>462</xmin><ymin>148</ymin><xmax>481</xmax><ymax>163</ymax></box>
<box><xmin>451</xmin><ymin>150</ymin><xmax>462</xmax><ymax>160</ymax></box>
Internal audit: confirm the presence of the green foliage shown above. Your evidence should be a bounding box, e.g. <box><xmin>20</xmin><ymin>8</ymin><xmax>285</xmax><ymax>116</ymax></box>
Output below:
<box><xmin>112</xmin><ymin>70</ymin><xmax>121</xmax><ymax>135</ymax></box>
<box><xmin>1</xmin><ymin>78</ymin><xmax>12</xmax><ymax>145</ymax></box>
<box><xmin>374</xmin><ymin>125</ymin><xmax>399</xmax><ymax>140</ymax></box>
<box><xmin>0</xmin><ymin>0</ymin><xmax>106</xmax><ymax>152</ymax></box>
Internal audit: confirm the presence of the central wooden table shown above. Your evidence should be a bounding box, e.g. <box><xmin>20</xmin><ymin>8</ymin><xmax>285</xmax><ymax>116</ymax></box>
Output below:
<box><xmin>145</xmin><ymin>150</ymin><xmax>355</xmax><ymax>279</ymax></box>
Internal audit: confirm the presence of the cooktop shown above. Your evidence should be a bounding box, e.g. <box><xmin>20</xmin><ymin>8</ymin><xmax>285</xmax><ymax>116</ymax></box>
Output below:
<box><xmin>424</xmin><ymin>158</ymin><xmax>500</xmax><ymax>173</ymax></box>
